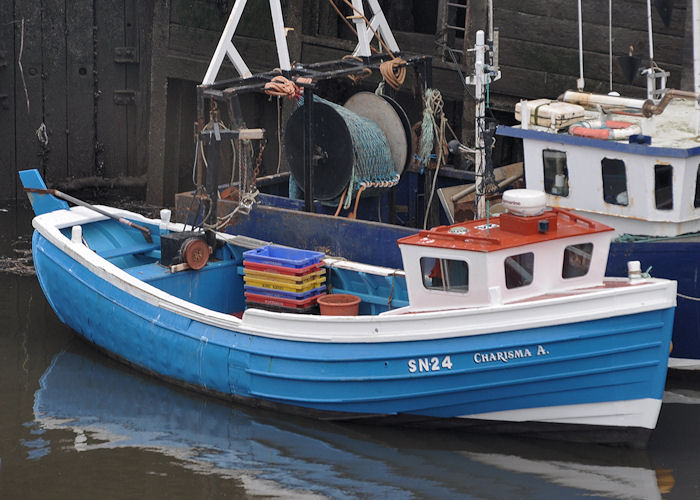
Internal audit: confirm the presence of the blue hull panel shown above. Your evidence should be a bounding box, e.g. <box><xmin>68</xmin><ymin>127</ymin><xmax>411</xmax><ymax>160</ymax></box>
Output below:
<box><xmin>33</xmin><ymin>230</ymin><xmax>673</xmax><ymax>423</ymax></box>
<box><xmin>608</xmin><ymin>241</ymin><xmax>699</xmax><ymax>361</ymax></box>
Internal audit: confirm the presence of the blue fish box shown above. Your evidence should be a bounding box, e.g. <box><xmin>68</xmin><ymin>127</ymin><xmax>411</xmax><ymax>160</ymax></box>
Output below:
<box><xmin>243</xmin><ymin>245</ymin><xmax>324</xmax><ymax>269</ymax></box>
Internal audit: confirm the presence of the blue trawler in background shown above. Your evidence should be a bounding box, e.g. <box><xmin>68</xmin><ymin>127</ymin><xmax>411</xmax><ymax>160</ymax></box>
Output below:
<box><xmin>497</xmin><ymin>0</ymin><xmax>700</xmax><ymax>370</ymax></box>
<box><xmin>498</xmin><ymin>93</ymin><xmax>700</xmax><ymax>370</ymax></box>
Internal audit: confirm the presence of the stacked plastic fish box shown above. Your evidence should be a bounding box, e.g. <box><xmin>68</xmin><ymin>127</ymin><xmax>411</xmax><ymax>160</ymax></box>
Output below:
<box><xmin>242</xmin><ymin>245</ymin><xmax>326</xmax><ymax>314</ymax></box>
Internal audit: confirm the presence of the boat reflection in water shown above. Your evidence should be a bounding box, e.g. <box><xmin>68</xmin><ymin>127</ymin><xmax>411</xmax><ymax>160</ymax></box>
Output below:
<box><xmin>33</xmin><ymin>346</ymin><xmax>674</xmax><ymax>499</ymax></box>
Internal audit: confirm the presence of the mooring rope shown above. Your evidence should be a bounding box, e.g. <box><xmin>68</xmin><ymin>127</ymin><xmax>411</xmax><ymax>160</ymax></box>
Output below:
<box><xmin>677</xmin><ymin>293</ymin><xmax>700</xmax><ymax>302</ymax></box>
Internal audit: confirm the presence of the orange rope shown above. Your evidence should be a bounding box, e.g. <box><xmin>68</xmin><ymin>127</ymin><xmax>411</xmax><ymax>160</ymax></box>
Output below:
<box><xmin>264</xmin><ymin>75</ymin><xmax>301</xmax><ymax>100</ymax></box>
<box><xmin>334</xmin><ymin>187</ymin><xmax>349</xmax><ymax>216</ymax></box>
<box><xmin>343</xmin><ymin>55</ymin><xmax>373</xmax><ymax>84</ymax></box>
<box><xmin>348</xmin><ymin>185</ymin><xmax>367</xmax><ymax>219</ymax></box>
<box><xmin>380</xmin><ymin>58</ymin><xmax>406</xmax><ymax>90</ymax></box>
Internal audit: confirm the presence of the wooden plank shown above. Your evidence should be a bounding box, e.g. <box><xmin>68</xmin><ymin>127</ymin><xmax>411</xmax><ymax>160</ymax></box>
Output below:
<box><xmin>497</xmin><ymin>38</ymin><xmax>682</xmax><ymax>95</ymax></box>
<box><xmin>42</xmin><ymin>0</ymin><xmax>68</xmax><ymax>180</ymax></box>
<box><xmin>134</xmin><ymin>1</ymin><xmax>154</xmax><ymax>179</ymax></box>
<box><xmin>145</xmin><ymin>0</ymin><xmax>170</xmax><ymax>205</ymax></box>
<box><xmin>163</xmin><ymin>78</ymin><xmax>189</xmax><ymax>200</ymax></box>
<box><xmin>170</xmin><ymin>0</ymin><xmax>275</xmax><ymax>40</ymax></box>
<box><xmin>681</xmin><ymin>0</ymin><xmax>694</xmax><ymax>91</ymax></box>
<box><xmin>0</xmin><ymin>1</ymin><xmax>16</xmax><ymax>200</ymax></box>
<box><xmin>170</xmin><ymin>0</ymin><xmax>226</xmax><ymax>32</ymax></box>
<box><xmin>163</xmin><ymin>53</ymin><xmax>213</xmax><ymax>83</ymax></box>
<box><xmin>14</xmin><ymin>0</ymin><xmax>44</xmax><ymax>196</ymax></box>
<box><xmin>66</xmin><ymin>0</ymin><xmax>96</xmax><ymax>179</ymax></box>
<box><xmin>125</xmin><ymin>0</ymin><xmax>139</xmax><ymax>177</ymax></box>
<box><xmin>495</xmin><ymin>0</ymin><xmax>686</xmax><ymax>35</ymax></box>
<box><xmin>490</xmin><ymin>64</ymin><xmax>652</xmax><ymax>101</ymax></box>
<box><xmin>302</xmin><ymin>0</ymin><xmax>320</xmax><ymax>36</ymax></box>
<box><xmin>494</xmin><ymin>9</ymin><xmax>684</xmax><ymax>65</ymax></box>
<box><xmin>168</xmin><ymin>24</ymin><xmax>280</xmax><ymax>72</ymax></box>
<box><xmin>95</xmin><ymin>0</ymin><xmax>127</xmax><ymax>179</ymax></box>
<box><xmin>316</xmin><ymin>0</ymin><xmax>340</xmax><ymax>38</ymax></box>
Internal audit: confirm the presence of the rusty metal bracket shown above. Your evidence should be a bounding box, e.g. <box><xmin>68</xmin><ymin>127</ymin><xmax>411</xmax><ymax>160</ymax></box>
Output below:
<box><xmin>113</xmin><ymin>90</ymin><xmax>137</xmax><ymax>105</ymax></box>
<box><xmin>113</xmin><ymin>47</ymin><xmax>139</xmax><ymax>64</ymax></box>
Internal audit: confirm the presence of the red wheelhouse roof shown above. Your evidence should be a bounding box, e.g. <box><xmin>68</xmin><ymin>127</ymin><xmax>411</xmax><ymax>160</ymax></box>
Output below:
<box><xmin>397</xmin><ymin>208</ymin><xmax>613</xmax><ymax>253</ymax></box>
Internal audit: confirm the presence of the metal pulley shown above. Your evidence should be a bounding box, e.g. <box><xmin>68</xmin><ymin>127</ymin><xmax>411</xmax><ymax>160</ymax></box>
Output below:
<box><xmin>181</xmin><ymin>237</ymin><xmax>211</xmax><ymax>270</ymax></box>
<box><xmin>160</xmin><ymin>231</ymin><xmax>212</xmax><ymax>270</ymax></box>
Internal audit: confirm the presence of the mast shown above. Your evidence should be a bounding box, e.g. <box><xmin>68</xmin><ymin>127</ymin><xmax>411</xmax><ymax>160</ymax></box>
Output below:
<box><xmin>467</xmin><ymin>19</ymin><xmax>500</xmax><ymax>219</ymax></box>
<box><xmin>472</xmin><ymin>30</ymin><xmax>487</xmax><ymax>219</ymax></box>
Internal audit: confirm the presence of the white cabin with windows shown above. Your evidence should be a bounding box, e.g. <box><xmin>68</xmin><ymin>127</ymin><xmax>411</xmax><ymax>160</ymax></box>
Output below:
<box><xmin>396</xmin><ymin>190</ymin><xmax>614</xmax><ymax>311</ymax></box>
<box><xmin>498</xmin><ymin>96</ymin><xmax>700</xmax><ymax>237</ymax></box>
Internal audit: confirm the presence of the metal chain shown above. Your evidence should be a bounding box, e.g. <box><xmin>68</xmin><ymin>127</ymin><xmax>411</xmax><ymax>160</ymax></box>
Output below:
<box><xmin>252</xmin><ymin>139</ymin><xmax>267</xmax><ymax>186</ymax></box>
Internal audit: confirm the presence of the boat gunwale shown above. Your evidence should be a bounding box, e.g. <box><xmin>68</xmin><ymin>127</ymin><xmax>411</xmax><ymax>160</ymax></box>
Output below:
<box><xmin>32</xmin><ymin>206</ymin><xmax>677</xmax><ymax>343</ymax></box>
<box><xmin>497</xmin><ymin>124</ymin><xmax>700</xmax><ymax>158</ymax></box>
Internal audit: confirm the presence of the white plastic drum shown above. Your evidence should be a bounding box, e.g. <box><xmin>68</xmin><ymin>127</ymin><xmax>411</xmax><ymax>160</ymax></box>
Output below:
<box><xmin>502</xmin><ymin>189</ymin><xmax>547</xmax><ymax>217</ymax></box>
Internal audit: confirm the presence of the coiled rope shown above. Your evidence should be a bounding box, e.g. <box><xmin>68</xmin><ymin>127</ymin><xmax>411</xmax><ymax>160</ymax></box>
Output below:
<box><xmin>379</xmin><ymin>58</ymin><xmax>406</xmax><ymax>90</ymax></box>
<box><xmin>420</xmin><ymin>89</ymin><xmax>448</xmax><ymax>229</ymax></box>
<box><xmin>264</xmin><ymin>75</ymin><xmax>302</xmax><ymax>100</ymax></box>
<box><xmin>326</xmin><ymin>0</ymin><xmax>406</xmax><ymax>90</ymax></box>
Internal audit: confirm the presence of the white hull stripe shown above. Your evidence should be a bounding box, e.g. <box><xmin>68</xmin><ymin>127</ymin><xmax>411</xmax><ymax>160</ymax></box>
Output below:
<box><xmin>459</xmin><ymin>398</ymin><xmax>661</xmax><ymax>429</ymax></box>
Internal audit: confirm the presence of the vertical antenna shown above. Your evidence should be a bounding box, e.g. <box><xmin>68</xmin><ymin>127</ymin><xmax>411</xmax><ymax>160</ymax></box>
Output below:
<box><xmin>577</xmin><ymin>0</ymin><xmax>585</xmax><ymax>90</ymax></box>
<box><xmin>646</xmin><ymin>0</ymin><xmax>656</xmax><ymax>99</ymax></box>
<box><xmin>486</xmin><ymin>199</ymin><xmax>490</xmax><ymax>236</ymax></box>
<box><xmin>647</xmin><ymin>0</ymin><xmax>655</xmax><ymax>63</ymax></box>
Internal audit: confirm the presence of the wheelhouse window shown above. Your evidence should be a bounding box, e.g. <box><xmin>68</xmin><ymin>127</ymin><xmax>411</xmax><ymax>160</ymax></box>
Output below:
<box><xmin>504</xmin><ymin>252</ymin><xmax>534</xmax><ymax>289</ymax></box>
<box><xmin>562</xmin><ymin>243</ymin><xmax>593</xmax><ymax>279</ymax></box>
<box><xmin>601</xmin><ymin>158</ymin><xmax>628</xmax><ymax>206</ymax></box>
<box><xmin>543</xmin><ymin>149</ymin><xmax>569</xmax><ymax>197</ymax></box>
<box><xmin>654</xmin><ymin>164</ymin><xmax>673</xmax><ymax>210</ymax></box>
<box><xmin>420</xmin><ymin>257</ymin><xmax>469</xmax><ymax>293</ymax></box>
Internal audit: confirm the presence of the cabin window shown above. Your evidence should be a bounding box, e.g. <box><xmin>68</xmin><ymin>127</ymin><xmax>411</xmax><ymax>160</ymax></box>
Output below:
<box><xmin>562</xmin><ymin>243</ymin><xmax>593</xmax><ymax>279</ymax></box>
<box><xmin>420</xmin><ymin>257</ymin><xmax>469</xmax><ymax>293</ymax></box>
<box><xmin>542</xmin><ymin>150</ymin><xmax>569</xmax><ymax>197</ymax></box>
<box><xmin>504</xmin><ymin>252</ymin><xmax>534</xmax><ymax>289</ymax></box>
<box><xmin>695</xmin><ymin>165</ymin><xmax>700</xmax><ymax>208</ymax></box>
<box><xmin>654</xmin><ymin>164</ymin><xmax>673</xmax><ymax>210</ymax></box>
<box><xmin>601</xmin><ymin>158</ymin><xmax>628</xmax><ymax>206</ymax></box>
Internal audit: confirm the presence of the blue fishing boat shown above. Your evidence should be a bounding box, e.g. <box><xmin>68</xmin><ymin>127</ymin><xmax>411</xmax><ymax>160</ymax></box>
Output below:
<box><xmin>20</xmin><ymin>167</ymin><xmax>676</xmax><ymax>447</ymax></box>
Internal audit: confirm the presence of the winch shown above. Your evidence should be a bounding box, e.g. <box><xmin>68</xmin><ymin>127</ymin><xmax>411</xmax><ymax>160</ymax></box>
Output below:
<box><xmin>160</xmin><ymin>231</ymin><xmax>211</xmax><ymax>270</ymax></box>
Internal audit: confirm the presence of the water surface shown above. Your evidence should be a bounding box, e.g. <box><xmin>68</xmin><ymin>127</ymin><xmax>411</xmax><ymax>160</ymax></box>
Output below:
<box><xmin>2</xmin><ymin>201</ymin><xmax>700</xmax><ymax>499</ymax></box>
